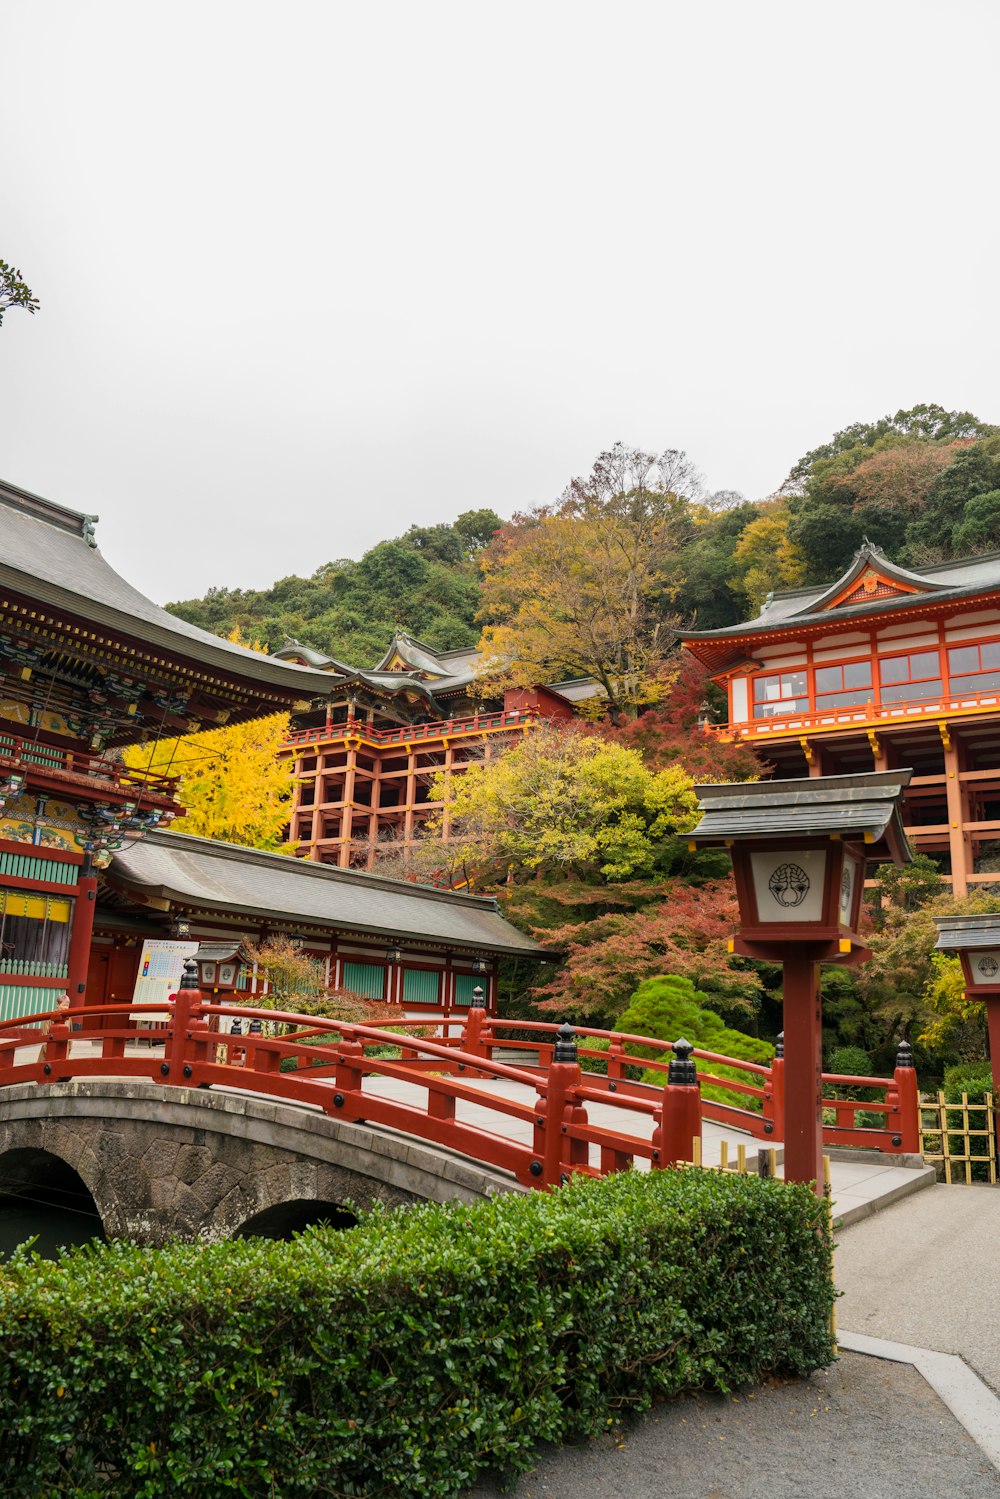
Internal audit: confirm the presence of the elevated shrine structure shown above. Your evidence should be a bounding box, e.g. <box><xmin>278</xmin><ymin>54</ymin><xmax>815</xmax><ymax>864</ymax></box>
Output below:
<box><xmin>680</xmin><ymin>543</ymin><xmax>1000</xmax><ymax>897</ymax></box>
<box><xmin>275</xmin><ymin>634</ymin><xmax>592</xmax><ymax>869</ymax></box>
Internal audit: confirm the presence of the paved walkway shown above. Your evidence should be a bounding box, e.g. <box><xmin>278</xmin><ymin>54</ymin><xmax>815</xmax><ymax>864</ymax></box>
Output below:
<box><xmin>836</xmin><ymin>1184</ymin><xmax>1000</xmax><ymax>1395</ymax></box>
<box><xmin>363</xmin><ymin>1074</ymin><xmax>934</xmax><ymax>1225</ymax></box>
<box><xmin>467</xmin><ymin>1350</ymin><xmax>1000</xmax><ymax>1498</ymax></box>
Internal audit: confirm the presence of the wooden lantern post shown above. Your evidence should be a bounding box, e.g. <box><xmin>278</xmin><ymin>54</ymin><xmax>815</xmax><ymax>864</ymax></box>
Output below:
<box><xmin>689</xmin><ymin>771</ymin><xmax>913</xmax><ymax>1193</ymax></box>
<box><xmin>933</xmin><ymin>915</ymin><xmax>1000</xmax><ymax>1104</ymax></box>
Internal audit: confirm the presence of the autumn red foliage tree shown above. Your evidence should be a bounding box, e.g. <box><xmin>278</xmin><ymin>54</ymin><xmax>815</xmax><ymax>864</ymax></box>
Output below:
<box><xmin>587</xmin><ymin>653</ymin><xmax>765</xmax><ymax>781</ymax></box>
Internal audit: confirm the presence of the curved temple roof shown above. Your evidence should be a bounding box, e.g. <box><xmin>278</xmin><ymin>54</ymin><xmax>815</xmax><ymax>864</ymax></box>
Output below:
<box><xmin>110</xmin><ymin>829</ymin><xmax>551</xmax><ymax>958</ymax></box>
<box><xmin>274</xmin><ymin>631</ymin><xmax>482</xmax><ymax>706</ymax></box>
<box><xmin>0</xmin><ymin>478</ymin><xmax>337</xmax><ymax>700</ymax></box>
<box><xmin>679</xmin><ymin>543</ymin><xmax>1000</xmax><ymax>672</ymax></box>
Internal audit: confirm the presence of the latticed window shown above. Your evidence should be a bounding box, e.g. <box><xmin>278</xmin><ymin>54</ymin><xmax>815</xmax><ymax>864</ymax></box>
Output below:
<box><xmin>341</xmin><ymin>961</ymin><xmax>386</xmax><ymax>1000</ymax></box>
<box><xmin>753</xmin><ymin>670</ymin><xmax>808</xmax><ymax>718</ymax></box>
<box><xmin>879</xmin><ymin>650</ymin><xmax>942</xmax><ymax>703</ymax></box>
<box><xmin>402</xmin><ymin>968</ymin><xmax>439</xmax><ymax>1004</ymax></box>
<box><xmin>947</xmin><ymin>639</ymin><xmax>1000</xmax><ymax>695</ymax></box>
<box><xmin>453</xmin><ymin>974</ymin><xmax>483</xmax><ymax>1006</ymax></box>
<box><xmin>814</xmin><ymin>659</ymin><xmax>873</xmax><ymax>709</ymax></box>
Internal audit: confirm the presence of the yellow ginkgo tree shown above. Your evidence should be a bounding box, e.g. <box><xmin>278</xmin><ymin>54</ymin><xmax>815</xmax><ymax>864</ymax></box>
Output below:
<box><xmin>123</xmin><ymin>629</ymin><xmax>295</xmax><ymax>852</ymax></box>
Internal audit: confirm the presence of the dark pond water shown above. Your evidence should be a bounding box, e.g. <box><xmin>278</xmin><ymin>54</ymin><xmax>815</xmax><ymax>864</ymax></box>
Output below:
<box><xmin>0</xmin><ymin>1195</ymin><xmax>105</xmax><ymax>1259</ymax></box>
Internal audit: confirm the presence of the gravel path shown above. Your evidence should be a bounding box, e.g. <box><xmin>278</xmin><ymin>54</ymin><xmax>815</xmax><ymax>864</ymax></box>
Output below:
<box><xmin>466</xmin><ymin>1352</ymin><xmax>1000</xmax><ymax>1499</ymax></box>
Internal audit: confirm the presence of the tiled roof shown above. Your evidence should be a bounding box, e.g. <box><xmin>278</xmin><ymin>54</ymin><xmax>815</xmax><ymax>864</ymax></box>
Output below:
<box><xmin>110</xmin><ymin>830</ymin><xmax>550</xmax><ymax>957</ymax></box>
<box><xmin>679</xmin><ymin>544</ymin><xmax>1000</xmax><ymax>647</ymax></box>
<box><xmin>0</xmin><ymin>479</ymin><xmax>337</xmax><ymax>699</ymax></box>
<box><xmin>690</xmin><ymin>770</ymin><xmax>913</xmax><ymax>862</ymax></box>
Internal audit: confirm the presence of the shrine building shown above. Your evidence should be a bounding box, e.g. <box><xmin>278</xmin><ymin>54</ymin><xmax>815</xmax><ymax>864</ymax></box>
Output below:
<box><xmin>679</xmin><ymin>543</ymin><xmax>1000</xmax><ymax>898</ymax></box>
<box><xmin>0</xmin><ymin>479</ymin><xmax>544</xmax><ymax>1023</ymax></box>
<box><xmin>275</xmin><ymin>635</ymin><xmax>595</xmax><ymax>869</ymax></box>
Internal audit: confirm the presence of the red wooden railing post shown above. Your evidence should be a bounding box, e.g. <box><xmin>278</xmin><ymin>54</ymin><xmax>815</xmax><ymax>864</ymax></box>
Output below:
<box><xmin>891</xmin><ymin>1038</ymin><xmax>920</xmax><ymax>1153</ymax></box>
<box><xmin>607</xmin><ymin>1036</ymin><xmax>625</xmax><ymax>1083</ymax></box>
<box><xmin>163</xmin><ymin>961</ymin><xmax>203</xmax><ymax>1085</ymax></box>
<box><xmin>459</xmin><ymin>986</ymin><xmax>488</xmax><ymax>1062</ymax></box>
<box><xmin>40</xmin><ymin>997</ymin><xmax>73</xmax><ymax>1082</ymax></box>
<box><xmin>652</xmin><ymin>1038</ymin><xmax>702</xmax><ymax>1168</ymax></box>
<box><xmin>531</xmin><ymin>1023</ymin><xmax>588</xmax><ymax>1187</ymax></box>
<box><xmin>771</xmin><ymin>1031</ymin><xmax>786</xmax><ymax>1142</ymax></box>
<box><xmin>330</xmin><ymin>1030</ymin><xmax>366</xmax><ymax>1115</ymax></box>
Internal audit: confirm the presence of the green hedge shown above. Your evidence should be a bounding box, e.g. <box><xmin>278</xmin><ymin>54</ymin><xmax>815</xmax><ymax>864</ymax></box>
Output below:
<box><xmin>0</xmin><ymin>1169</ymin><xmax>835</xmax><ymax>1498</ymax></box>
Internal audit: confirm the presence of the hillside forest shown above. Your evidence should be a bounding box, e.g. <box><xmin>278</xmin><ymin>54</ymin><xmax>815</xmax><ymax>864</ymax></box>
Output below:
<box><xmin>158</xmin><ymin>405</ymin><xmax>1000</xmax><ymax>1086</ymax></box>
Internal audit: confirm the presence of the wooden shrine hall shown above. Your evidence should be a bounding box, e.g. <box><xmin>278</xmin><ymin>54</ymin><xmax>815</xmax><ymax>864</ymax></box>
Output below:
<box><xmin>275</xmin><ymin>633</ymin><xmax>597</xmax><ymax>869</ymax></box>
<box><xmin>90</xmin><ymin>828</ymin><xmax>545</xmax><ymax>1016</ymax></box>
<box><xmin>0</xmin><ymin>479</ymin><xmax>543</xmax><ymax>1023</ymax></box>
<box><xmin>680</xmin><ymin>542</ymin><xmax>1000</xmax><ymax>897</ymax></box>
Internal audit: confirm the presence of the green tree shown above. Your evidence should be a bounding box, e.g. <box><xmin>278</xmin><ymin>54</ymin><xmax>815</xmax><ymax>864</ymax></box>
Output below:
<box><xmin>0</xmin><ymin>259</ymin><xmax>39</xmax><ymax>325</ymax></box>
<box><xmin>478</xmin><ymin>443</ymin><xmax>701</xmax><ymax>721</ymax></box>
<box><xmin>952</xmin><ymin>490</ymin><xmax>1000</xmax><ymax>556</ymax></box>
<box><xmin>423</xmin><ymin>720</ymin><xmax>698</xmax><ymax>885</ymax></box>
<box><xmin>783</xmin><ymin>405</ymin><xmax>996</xmax><ymax>492</ymax></box>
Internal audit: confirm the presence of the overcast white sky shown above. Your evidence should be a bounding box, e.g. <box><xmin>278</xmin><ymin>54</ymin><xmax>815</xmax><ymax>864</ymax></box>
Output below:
<box><xmin>1</xmin><ymin>1</ymin><xmax>998</xmax><ymax>604</ymax></box>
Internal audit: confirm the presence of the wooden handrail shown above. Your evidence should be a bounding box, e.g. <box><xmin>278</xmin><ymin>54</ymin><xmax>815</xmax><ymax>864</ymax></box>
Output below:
<box><xmin>0</xmin><ymin>998</ymin><xmax>920</xmax><ymax>1179</ymax></box>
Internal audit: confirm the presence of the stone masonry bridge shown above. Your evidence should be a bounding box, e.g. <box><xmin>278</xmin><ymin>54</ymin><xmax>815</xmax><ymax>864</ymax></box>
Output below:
<box><xmin>0</xmin><ymin>1079</ymin><xmax>516</xmax><ymax>1246</ymax></box>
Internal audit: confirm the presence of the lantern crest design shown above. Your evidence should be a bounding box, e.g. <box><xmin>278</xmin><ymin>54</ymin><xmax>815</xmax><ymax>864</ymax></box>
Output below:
<box><xmin>934</xmin><ymin>915</ymin><xmax>1000</xmax><ymax>995</ymax></box>
<box><xmin>769</xmin><ymin>863</ymin><xmax>810</xmax><ymax>908</ymax></box>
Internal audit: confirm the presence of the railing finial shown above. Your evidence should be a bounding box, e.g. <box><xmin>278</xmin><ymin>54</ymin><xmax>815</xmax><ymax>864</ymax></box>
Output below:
<box><xmin>553</xmin><ymin>1022</ymin><xmax>578</xmax><ymax>1064</ymax></box>
<box><xmin>668</xmin><ymin>1037</ymin><xmax>698</xmax><ymax>1087</ymax></box>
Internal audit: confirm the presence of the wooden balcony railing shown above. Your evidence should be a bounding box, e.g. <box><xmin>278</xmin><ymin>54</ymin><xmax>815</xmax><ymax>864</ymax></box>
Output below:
<box><xmin>282</xmin><ymin>708</ymin><xmax>537</xmax><ymax>752</ymax></box>
<box><xmin>0</xmin><ymin>734</ymin><xmax>179</xmax><ymax>804</ymax></box>
<box><xmin>709</xmin><ymin>684</ymin><xmax>1000</xmax><ymax>741</ymax></box>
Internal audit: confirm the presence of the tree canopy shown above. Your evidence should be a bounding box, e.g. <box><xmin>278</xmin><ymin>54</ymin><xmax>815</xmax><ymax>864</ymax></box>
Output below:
<box><xmin>477</xmin><ymin>444</ymin><xmax>701</xmax><ymax>720</ymax></box>
<box><xmin>166</xmin><ymin>509</ymin><xmax>503</xmax><ymax>664</ymax></box>
<box><xmin>0</xmin><ymin>259</ymin><xmax>39</xmax><ymax>326</ymax></box>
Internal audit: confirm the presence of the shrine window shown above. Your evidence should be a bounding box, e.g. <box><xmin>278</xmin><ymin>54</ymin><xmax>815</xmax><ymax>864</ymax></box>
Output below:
<box><xmin>878</xmin><ymin>650</ymin><xmax>942</xmax><ymax>703</ymax></box>
<box><xmin>814</xmin><ymin>659</ymin><xmax>873</xmax><ymax>709</ymax></box>
<box><xmin>0</xmin><ymin>891</ymin><xmax>72</xmax><ymax>975</ymax></box>
<box><xmin>947</xmin><ymin>639</ymin><xmax>1000</xmax><ymax>695</ymax></box>
<box><xmin>752</xmin><ymin>669</ymin><xmax>808</xmax><ymax>719</ymax></box>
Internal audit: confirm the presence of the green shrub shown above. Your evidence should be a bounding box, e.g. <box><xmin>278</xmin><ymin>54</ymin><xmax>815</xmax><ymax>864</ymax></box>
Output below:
<box><xmin>826</xmin><ymin>1045</ymin><xmax>872</xmax><ymax>1079</ymax></box>
<box><xmin>0</xmin><ymin>1170</ymin><xmax>834</xmax><ymax>1498</ymax></box>
<box><xmin>823</xmin><ymin>1045</ymin><xmax>884</xmax><ymax>1128</ymax></box>
<box><xmin>586</xmin><ymin>974</ymin><xmax>774</xmax><ymax>1112</ymax></box>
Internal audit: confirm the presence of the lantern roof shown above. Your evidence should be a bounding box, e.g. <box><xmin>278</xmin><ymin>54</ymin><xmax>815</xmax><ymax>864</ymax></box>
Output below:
<box><xmin>690</xmin><ymin>769</ymin><xmax>913</xmax><ymax>862</ymax></box>
<box><xmin>933</xmin><ymin>913</ymin><xmax>1000</xmax><ymax>951</ymax></box>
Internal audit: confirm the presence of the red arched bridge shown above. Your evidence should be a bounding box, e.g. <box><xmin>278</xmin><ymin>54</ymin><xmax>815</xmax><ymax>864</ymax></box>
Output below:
<box><xmin>0</xmin><ymin>988</ymin><xmax>921</xmax><ymax>1195</ymax></box>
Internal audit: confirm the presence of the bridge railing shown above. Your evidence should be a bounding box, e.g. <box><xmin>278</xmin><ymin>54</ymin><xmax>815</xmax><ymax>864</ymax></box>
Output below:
<box><xmin>0</xmin><ymin>994</ymin><xmax>921</xmax><ymax>1189</ymax></box>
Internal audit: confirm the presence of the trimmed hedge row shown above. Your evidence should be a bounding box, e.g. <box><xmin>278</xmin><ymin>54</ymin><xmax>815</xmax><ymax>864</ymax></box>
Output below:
<box><xmin>0</xmin><ymin>1169</ymin><xmax>835</xmax><ymax>1498</ymax></box>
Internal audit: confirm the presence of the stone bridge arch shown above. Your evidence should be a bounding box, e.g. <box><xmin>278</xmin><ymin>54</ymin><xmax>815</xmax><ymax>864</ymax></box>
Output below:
<box><xmin>0</xmin><ymin>1080</ymin><xmax>516</xmax><ymax>1246</ymax></box>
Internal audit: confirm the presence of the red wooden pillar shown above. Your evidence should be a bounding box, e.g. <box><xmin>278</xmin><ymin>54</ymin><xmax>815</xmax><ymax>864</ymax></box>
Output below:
<box><xmin>652</xmin><ymin>1038</ymin><xmax>702</xmax><ymax>1167</ymax></box>
<box><xmin>987</xmin><ymin>999</ymin><xmax>1000</xmax><ymax>1112</ymax></box>
<box><xmin>781</xmin><ymin>956</ymin><xmax>824</xmax><ymax>1191</ymax></box>
<box><xmin>66</xmin><ymin>855</ymin><xmax>98</xmax><ymax>1012</ymax></box>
